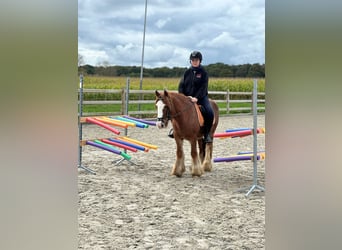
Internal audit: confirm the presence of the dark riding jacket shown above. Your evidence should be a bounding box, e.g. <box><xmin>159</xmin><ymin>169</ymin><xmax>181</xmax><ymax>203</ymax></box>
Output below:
<box><xmin>178</xmin><ymin>65</ymin><xmax>208</xmax><ymax>102</ymax></box>
<box><xmin>178</xmin><ymin>65</ymin><xmax>214</xmax><ymax>130</ymax></box>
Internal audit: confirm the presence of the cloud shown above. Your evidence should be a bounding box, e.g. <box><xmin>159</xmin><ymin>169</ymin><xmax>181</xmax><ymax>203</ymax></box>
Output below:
<box><xmin>155</xmin><ymin>17</ymin><xmax>172</xmax><ymax>29</ymax></box>
<box><xmin>198</xmin><ymin>32</ymin><xmax>238</xmax><ymax>48</ymax></box>
<box><xmin>78</xmin><ymin>0</ymin><xmax>265</xmax><ymax>67</ymax></box>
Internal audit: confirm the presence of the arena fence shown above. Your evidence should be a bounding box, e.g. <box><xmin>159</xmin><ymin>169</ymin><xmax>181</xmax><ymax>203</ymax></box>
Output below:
<box><xmin>78</xmin><ymin>79</ymin><xmax>265</xmax><ymax>118</ymax></box>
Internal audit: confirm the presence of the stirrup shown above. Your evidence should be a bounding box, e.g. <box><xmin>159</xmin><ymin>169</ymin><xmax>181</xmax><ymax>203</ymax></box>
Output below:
<box><xmin>168</xmin><ymin>128</ymin><xmax>174</xmax><ymax>138</ymax></box>
<box><xmin>204</xmin><ymin>134</ymin><xmax>212</xmax><ymax>143</ymax></box>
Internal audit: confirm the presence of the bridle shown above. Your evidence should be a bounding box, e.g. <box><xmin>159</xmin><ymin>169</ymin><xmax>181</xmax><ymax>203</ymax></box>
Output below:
<box><xmin>157</xmin><ymin>94</ymin><xmax>194</xmax><ymax>121</ymax></box>
<box><xmin>156</xmin><ymin>96</ymin><xmax>171</xmax><ymax>122</ymax></box>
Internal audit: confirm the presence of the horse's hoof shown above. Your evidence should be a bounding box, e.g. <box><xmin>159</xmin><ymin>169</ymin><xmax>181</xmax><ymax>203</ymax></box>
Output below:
<box><xmin>191</xmin><ymin>170</ymin><xmax>203</xmax><ymax>177</ymax></box>
<box><xmin>171</xmin><ymin>171</ymin><xmax>183</xmax><ymax>177</ymax></box>
<box><xmin>173</xmin><ymin>173</ymin><xmax>183</xmax><ymax>177</ymax></box>
<box><xmin>203</xmin><ymin>166</ymin><xmax>212</xmax><ymax>172</ymax></box>
<box><xmin>192</xmin><ymin>173</ymin><xmax>202</xmax><ymax>178</ymax></box>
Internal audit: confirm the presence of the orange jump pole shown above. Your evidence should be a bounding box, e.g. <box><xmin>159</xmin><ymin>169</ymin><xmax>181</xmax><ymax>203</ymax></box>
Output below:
<box><xmin>119</xmin><ymin>136</ymin><xmax>158</xmax><ymax>150</ymax></box>
<box><xmin>94</xmin><ymin>117</ymin><xmax>129</xmax><ymax>129</ymax></box>
<box><xmin>102</xmin><ymin>116</ymin><xmax>136</xmax><ymax>127</ymax></box>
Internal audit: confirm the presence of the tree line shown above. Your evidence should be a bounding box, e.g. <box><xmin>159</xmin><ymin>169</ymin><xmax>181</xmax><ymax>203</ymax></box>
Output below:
<box><xmin>78</xmin><ymin>62</ymin><xmax>265</xmax><ymax>78</ymax></box>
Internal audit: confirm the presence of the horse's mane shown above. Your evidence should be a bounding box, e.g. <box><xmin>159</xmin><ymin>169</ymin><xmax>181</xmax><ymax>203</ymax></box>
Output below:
<box><xmin>167</xmin><ymin>92</ymin><xmax>191</xmax><ymax>103</ymax></box>
<box><xmin>162</xmin><ymin>91</ymin><xmax>197</xmax><ymax>121</ymax></box>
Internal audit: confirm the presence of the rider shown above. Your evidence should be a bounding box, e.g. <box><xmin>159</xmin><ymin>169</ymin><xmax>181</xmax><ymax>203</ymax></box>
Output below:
<box><xmin>168</xmin><ymin>51</ymin><xmax>214</xmax><ymax>143</ymax></box>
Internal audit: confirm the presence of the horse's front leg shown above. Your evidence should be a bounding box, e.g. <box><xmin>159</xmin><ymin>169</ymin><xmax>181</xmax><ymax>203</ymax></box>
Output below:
<box><xmin>190</xmin><ymin>139</ymin><xmax>203</xmax><ymax>177</ymax></box>
<box><xmin>171</xmin><ymin>138</ymin><xmax>185</xmax><ymax>177</ymax></box>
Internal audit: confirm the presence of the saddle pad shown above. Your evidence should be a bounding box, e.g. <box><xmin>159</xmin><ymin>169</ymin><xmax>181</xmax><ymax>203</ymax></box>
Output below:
<box><xmin>195</xmin><ymin>104</ymin><xmax>204</xmax><ymax>127</ymax></box>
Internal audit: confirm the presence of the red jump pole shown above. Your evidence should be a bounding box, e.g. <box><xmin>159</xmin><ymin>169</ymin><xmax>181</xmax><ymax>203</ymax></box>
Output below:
<box><xmin>86</xmin><ymin>117</ymin><xmax>120</xmax><ymax>135</ymax></box>
<box><xmin>214</xmin><ymin>128</ymin><xmax>265</xmax><ymax>138</ymax></box>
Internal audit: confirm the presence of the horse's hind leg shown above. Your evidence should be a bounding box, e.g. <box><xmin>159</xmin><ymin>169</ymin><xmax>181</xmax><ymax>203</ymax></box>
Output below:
<box><xmin>190</xmin><ymin>139</ymin><xmax>203</xmax><ymax>177</ymax></box>
<box><xmin>198</xmin><ymin>138</ymin><xmax>205</xmax><ymax>163</ymax></box>
<box><xmin>202</xmin><ymin>143</ymin><xmax>213</xmax><ymax>172</ymax></box>
<box><xmin>171</xmin><ymin>138</ymin><xmax>185</xmax><ymax>177</ymax></box>
<box><xmin>202</xmin><ymin>107</ymin><xmax>218</xmax><ymax>172</ymax></box>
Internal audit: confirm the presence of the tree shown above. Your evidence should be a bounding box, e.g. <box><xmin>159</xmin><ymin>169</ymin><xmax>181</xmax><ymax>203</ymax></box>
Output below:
<box><xmin>96</xmin><ymin>60</ymin><xmax>110</xmax><ymax>68</ymax></box>
<box><xmin>78</xmin><ymin>54</ymin><xmax>85</xmax><ymax>67</ymax></box>
<box><xmin>235</xmin><ymin>64</ymin><xmax>251</xmax><ymax>77</ymax></box>
<box><xmin>247</xmin><ymin>63</ymin><xmax>265</xmax><ymax>77</ymax></box>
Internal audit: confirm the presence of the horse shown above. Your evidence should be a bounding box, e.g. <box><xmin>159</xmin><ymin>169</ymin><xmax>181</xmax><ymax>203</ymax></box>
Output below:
<box><xmin>155</xmin><ymin>90</ymin><xmax>219</xmax><ymax>177</ymax></box>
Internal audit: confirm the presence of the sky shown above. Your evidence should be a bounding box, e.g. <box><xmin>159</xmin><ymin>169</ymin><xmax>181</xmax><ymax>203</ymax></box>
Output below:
<box><xmin>78</xmin><ymin>0</ymin><xmax>265</xmax><ymax>68</ymax></box>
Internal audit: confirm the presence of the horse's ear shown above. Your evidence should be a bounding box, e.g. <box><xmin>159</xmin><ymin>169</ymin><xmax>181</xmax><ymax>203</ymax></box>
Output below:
<box><xmin>164</xmin><ymin>89</ymin><xmax>169</xmax><ymax>97</ymax></box>
<box><xmin>155</xmin><ymin>90</ymin><xmax>161</xmax><ymax>97</ymax></box>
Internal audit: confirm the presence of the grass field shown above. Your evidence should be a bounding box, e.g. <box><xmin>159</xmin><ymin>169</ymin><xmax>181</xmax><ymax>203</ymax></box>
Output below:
<box><xmin>82</xmin><ymin>76</ymin><xmax>265</xmax><ymax>92</ymax></box>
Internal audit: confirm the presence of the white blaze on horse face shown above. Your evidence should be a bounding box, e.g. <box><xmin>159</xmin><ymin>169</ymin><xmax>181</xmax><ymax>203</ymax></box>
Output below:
<box><xmin>156</xmin><ymin>99</ymin><xmax>166</xmax><ymax>119</ymax></box>
<box><xmin>156</xmin><ymin>99</ymin><xmax>166</xmax><ymax>129</ymax></box>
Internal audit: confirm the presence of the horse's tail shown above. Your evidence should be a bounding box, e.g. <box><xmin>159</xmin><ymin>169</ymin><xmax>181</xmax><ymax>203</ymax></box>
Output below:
<box><xmin>209</xmin><ymin>99</ymin><xmax>219</xmax><ymax>130</ymax></box>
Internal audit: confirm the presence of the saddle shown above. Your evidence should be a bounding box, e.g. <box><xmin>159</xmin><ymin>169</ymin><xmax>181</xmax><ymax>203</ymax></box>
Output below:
<box><xmin>195</xmin><ymin>104</ymin><xmax>204</xmax><ymax>127</ymax></box>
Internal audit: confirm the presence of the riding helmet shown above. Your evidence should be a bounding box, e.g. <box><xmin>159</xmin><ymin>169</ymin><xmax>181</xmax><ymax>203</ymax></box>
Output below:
<box><xmin>189</xmin><ymin>51</ymin><xmax>202</xmax><ymax>62</ymax></box>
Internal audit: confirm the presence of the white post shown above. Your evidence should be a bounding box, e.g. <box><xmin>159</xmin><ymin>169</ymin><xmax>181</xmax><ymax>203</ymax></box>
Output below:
<box><xmin>139</xmin><ymin>0</ymin><xmax>148</xmax><ymax>112</ymax></box>
<box><xmin>78</xmin><ymin>74</ymin><xmax>96</xmax><ymax>174</ymax></box>
<box><xmin>245</xmin><ymin>79</ymin><xmax>265</xmax><ymax>196</ymax></box>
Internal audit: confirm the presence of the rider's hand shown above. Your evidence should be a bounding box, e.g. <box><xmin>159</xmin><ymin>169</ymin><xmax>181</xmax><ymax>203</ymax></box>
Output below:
<box><xmin>191</xmin><ymin>97</ymin><xmax>198</xmax><ymax>103</ymax></box>
<box><xmin>188</xmin><ymin>96</ymin><xmax>197</xmax><ymax>103</ymax></box>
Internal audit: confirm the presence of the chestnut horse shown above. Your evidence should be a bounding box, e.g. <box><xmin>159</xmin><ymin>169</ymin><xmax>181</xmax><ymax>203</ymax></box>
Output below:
<box><xmin>155</xmin><ymin>90</ymin><xmax>219</xmax><ymax>177</ymax></box>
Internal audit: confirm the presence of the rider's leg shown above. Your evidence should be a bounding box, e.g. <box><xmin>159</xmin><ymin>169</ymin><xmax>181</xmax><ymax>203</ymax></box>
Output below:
<box><xmin>200</xmin><ymin>99</ymin><xmax>214</xmax><ymax>143</ymax></box>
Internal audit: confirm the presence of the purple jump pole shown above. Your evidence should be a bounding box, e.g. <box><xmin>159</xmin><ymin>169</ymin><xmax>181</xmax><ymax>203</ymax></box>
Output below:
<box><xmin>108</xmin><ymin>138</ymin><xmax>146</xmax><ymax>152</ymax></box>
<box><xmin>225</xmin><ymin>128</ymin><xmax>251</xmax><ymax>132</ymax></box>
<box><xmin>86</xmin><ymin>141</ymin><xmax>131</xmax><ymax>160</ymax></box>
<box><xmin>101</xmin><ymin>139</ymin><xmax>138</xmax><ymax>152</ymax></box>
<box><xmin>214</xmin><ymin>155</ymin><xmax>260</xmax><ymax>163</ymax></box>
<box><xmin>86</xmin><ymin>140</ymin><xmax>121</xmax><ymax>155</ymax></box>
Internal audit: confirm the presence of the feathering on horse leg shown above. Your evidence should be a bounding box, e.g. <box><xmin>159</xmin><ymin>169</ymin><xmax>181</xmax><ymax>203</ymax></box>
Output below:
<box><xmin>171</xmin><ymin>138</ymin><xmax>185</xmax><ymax>177</ymax></box>
<box><xmin>202</xmin><ymin>143</ymin><xmax>213</xmax><ymax>172</ymax></box>
<box><xmin>191</xmin><ymin>157</ymin><xmax>203</xmax><ymax>177</ymax></box>
<box><xmin>190</xmin><ymin>140</ymin><xmax>203</xmax><ymax>177</ymax></box>
<box><xmin>172</xmin><ymin>155</ymin><xmax>185</xmax><ymax>177</ymax></box>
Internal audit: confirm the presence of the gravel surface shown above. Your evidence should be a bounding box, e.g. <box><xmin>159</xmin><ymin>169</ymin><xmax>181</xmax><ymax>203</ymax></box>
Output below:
<box><xmin>78</xmin><ymin>115</ymin><xmax>265</xmax><ymax>249</ymax></box>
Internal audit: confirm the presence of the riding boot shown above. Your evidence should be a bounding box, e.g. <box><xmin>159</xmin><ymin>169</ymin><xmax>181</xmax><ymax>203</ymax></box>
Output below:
<box><xmin>168</xmin><ymin>128</ymin><xmax>174</xmax><ymax>138</ymax></box>
<box><xmin>204</xmin><ymin>133</ymin><xmax>212</xmax><ymax>143</ymax></box>
<box><xmin>204</xmin><ymin>125</ymin><xmax>213</xmax><ymax>143</ymax></box>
